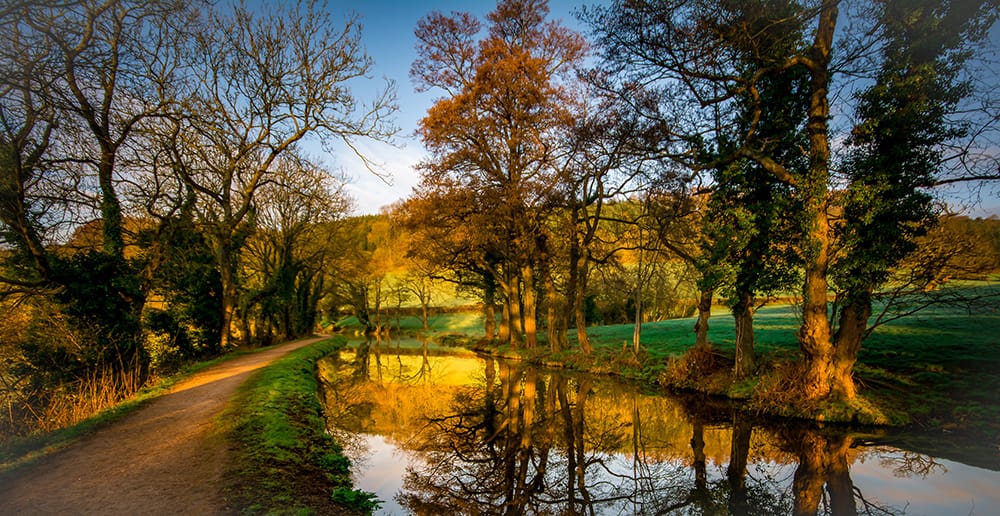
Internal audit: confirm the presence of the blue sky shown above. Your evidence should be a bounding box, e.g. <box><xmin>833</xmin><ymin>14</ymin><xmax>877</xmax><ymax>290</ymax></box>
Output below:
<box><xmin>319</xmin><ymin>1</ymin><xmax>1000</xmax><ymax>218</ymax></box>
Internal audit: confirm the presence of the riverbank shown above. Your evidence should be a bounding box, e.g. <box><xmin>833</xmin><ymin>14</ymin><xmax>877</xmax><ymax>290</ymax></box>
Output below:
<box><xmin>220</xmin><ymin>336</ymin><xmax>378</xmax><ymax>515</ymax></box>
<box><xmin>335</xmin><ymin>285</ymin><xmax>1000</xmax><ymax>443</ymax></box>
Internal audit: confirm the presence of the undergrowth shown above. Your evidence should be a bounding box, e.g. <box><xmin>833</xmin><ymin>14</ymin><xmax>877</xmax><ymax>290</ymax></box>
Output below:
<box><xmin>0</xmin><ymin>352</ymin><xmax>237</xmax><ymax>474</ymax></box>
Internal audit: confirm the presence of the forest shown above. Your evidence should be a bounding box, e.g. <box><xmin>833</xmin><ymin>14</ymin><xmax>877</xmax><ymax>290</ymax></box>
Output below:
<box><xmin>2</xmin><ymin>0</ymin><xmax>999</xmax><ymax>440</ymax></box>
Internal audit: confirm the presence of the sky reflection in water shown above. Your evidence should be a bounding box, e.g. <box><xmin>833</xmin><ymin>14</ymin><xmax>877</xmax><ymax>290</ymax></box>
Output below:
<box><xmin>319</xmin><ymin>343</ymin><xmax>1000</xmax><ymax>515</ymax></box>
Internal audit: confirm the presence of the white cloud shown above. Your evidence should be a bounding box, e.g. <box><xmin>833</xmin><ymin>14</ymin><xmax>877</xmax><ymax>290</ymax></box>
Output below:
<box><xmin>322</xmin><ymin>137</ymin><xmax>425</xmax><ymax>215</ymax></box>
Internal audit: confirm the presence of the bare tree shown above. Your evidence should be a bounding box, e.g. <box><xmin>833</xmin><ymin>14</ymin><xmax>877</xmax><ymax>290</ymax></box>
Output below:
<box><xmin>169</xmin><ymin>0</ymin><xmax>396</xmax><ymax>347</ymax></box>
<box><xmin>241</xmin><ymin>152</ymin><xmax>352</xmax><ymax>343</ymax></box>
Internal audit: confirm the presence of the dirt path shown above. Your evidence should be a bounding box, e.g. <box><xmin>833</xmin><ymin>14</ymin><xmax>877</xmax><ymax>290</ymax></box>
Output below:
<box><xmin>0</xmin><ymin>336</ymin><xmax>327</xmax><ymax>515</ymax></box>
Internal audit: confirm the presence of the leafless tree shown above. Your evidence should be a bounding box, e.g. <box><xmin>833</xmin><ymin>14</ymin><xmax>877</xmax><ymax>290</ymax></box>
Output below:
<box><xmin>168</xmin><ymin>0</ymin><xmax>396</xmax><ymax>347</ymax></box>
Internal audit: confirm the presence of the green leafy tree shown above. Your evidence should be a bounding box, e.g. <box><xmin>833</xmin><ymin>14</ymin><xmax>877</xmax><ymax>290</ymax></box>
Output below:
<box><xmin>588</xmin><ymin>0</ymin><xmax>999</xmax><ymax>400</ymax></box>
<box><xmin>830</xmin><ymin>0</ymin><xmax>999</xmax><ymax>397</ymax></box>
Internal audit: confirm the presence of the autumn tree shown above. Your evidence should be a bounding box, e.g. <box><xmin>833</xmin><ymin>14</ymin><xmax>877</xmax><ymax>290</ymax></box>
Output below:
<box><xmin>322</xmin><ymin>214</ymin><xmax>380</xmax><ymax>331</ymax></box>
<box><xmin>401</xmin><ymin>183</ymin><xmax>505</xmax><ymax>339</ymax></box>
<box><xmin>412</xmin><ymin>0</ymin><xmax>586</xmax><ymax>349</ymax></box>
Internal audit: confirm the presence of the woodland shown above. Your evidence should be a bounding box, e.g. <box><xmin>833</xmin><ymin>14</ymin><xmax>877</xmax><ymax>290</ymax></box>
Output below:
<box><xmin>2</xmin><ymin>0</ymin><xmax>1000</xmax><ymax>440</ymax></box>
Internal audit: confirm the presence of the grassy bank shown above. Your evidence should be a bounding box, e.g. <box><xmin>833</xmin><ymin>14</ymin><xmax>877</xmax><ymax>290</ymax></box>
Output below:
<box><xmin>342</xmin><ymin>283</ymin><xmax>1000</xmax><ymax>438</ymax></box>
<box><xmin>220</xmin><ymin>337</ymin><xmax>378</xmax><ymax>515</ymax></box>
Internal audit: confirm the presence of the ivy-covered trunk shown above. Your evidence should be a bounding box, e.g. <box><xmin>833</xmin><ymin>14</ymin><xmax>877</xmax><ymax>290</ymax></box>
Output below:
<box><xmin>831</xmin><ymin>293</ymin><xmax>872</xmax><ymax>400</ymax></box>
<box><xmin>693</xmin><ymin>288</ymin><xmax>713</xmax><ymax>350</ymax></box>
<box><xmin>732</xmin><ymin>292</ymin><xmax>755</xmax><ymax>379</ymax></box>
<box><xmin>798</xmin><ymin>0</ymin><xmax>839</xmax><ymax>401</ymax></box>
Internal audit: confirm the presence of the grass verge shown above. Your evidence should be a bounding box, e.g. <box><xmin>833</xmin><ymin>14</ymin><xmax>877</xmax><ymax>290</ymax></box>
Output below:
<box><xmin>220</xmin><ymin>337</ymin><xmax>378</xmax><ymax>515</ymax></box>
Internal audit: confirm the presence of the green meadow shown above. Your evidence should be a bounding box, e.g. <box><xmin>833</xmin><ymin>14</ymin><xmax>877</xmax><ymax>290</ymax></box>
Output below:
<box><xmin>333</xmin><ymin>282</ymin><xmax>1000</xmax><ymax>437</ymax></box>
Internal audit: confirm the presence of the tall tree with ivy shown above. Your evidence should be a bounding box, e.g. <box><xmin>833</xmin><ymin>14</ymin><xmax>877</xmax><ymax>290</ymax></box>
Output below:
<box><xmin>701</xmin><ymin>1</ymin><xmax>810</xmax><ymax>379</ymax></box>
<box><xmin>831</xmin><ymin>0</ymin><xmax>999</xmax><ymax>398</ymax></box>
<box><xmin>587</xmin><ymin>0</ymin><xmax>999</xmax><ymax>401</ymax></box>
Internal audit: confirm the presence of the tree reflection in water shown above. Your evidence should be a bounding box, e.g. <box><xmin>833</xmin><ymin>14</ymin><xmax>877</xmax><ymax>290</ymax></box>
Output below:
<box><xmin>393</xmin><ymin>361</ymin><xmax>694</xmax><ymax>514</ymax></box>
<box><xmin>318</xmin><ymin>345</ymin><xmax>980</xmax><ymax>516</ymax></box>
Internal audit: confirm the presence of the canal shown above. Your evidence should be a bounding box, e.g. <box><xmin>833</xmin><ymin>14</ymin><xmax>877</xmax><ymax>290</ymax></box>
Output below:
<box><xmin>318</xmin><ymin>340</ymin><xmax>999</xmax><ymax>515</ymax></box>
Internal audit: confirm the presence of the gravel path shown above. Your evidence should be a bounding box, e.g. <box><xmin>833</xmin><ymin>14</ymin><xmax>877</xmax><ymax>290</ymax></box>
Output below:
<box><xmin>0</xmin><ymin>336</ymin><xmax>325</xmax><ymax>515</ymax></box>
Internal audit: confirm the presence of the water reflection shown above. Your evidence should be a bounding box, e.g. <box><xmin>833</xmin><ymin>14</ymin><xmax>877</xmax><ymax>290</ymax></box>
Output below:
<box><xmin>318</xmin><ymin>341</ymin><xmax>999</xmax><ymax>515</ymax></box>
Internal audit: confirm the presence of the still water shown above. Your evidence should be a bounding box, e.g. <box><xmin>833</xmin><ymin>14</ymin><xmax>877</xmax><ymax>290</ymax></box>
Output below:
<box><xmin>318</xmin><ymin>340</ymin><xmax>1000</xmax><ymax>515</ymax></box>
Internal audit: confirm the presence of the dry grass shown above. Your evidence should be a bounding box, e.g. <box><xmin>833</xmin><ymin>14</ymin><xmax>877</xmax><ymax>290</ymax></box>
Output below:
<box><xmin>658</xmin><ymin>345</ymin><xmax>732</xmax><ymax>395</ymax></box>
<box><xmin>35</xmin><ymin>365</ymin><xmax>144</xmax><ymax>433</ymax></box>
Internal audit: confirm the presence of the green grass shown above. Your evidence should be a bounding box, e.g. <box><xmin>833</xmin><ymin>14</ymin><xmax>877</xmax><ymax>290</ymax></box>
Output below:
<box><xmin>394</xmin><ymin>283</ymin><xmax>1000</xmax><ymax>436</ymax></box>
<box><xmin>332</xmin><ymin>310</ymin><xmax>487</xmax><ymax>338</ymax></box>
<box><xmin>589</xmin><ymin>289</ymin><xmax>1000</xmax><ymax>434</ymax></box>
<box><xmin>220</xmin><ymin>337</ymin><xmax>377</xmax><ymax>515</ymax></box>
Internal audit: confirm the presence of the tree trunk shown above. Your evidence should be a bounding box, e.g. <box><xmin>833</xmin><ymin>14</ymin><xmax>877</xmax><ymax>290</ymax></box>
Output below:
<box><xmin>632</xmin><ymin>284</ymin><xmax>642</xmax><ymax>354</ymax></box>
<box><xmin>799</xmin><ymin>203</ymin><xmax>835</xmax><ymax>399</ymax></box>
<box><xmin>545</xmin><ymin>265</ymin><xmax>566</xmax><ymax>353</ymax></box>
<box><xmin>733</xmin><ymin>291</ymin><xmax>756</xmax><ymax>379</ymax></box>
<box><xmin>217</xmin><ymin>243</ymin><xmax>237</xmax><ymax>350</ymax></box>
<box><xmin>831</xmin><ymin>293</ymin><xmax>871</xmax><ymax>400</ymax></box>
<box><xmin>566</xmin><ymin>225</ymin><xmax>593</xmax><ymax>355</ymax></box>
<box><xmin>420</xmin><ymin>287</ymin><xmax>430</xmax><ymax>331</ymax></box>
<box><xmin>574</xmin><ymin>256</ymin><xmax>593</xmax><ymax>355</ymax></box>
<box><xmin>372</xmin><ymin>280</ymin><xmax>382</xmax><ymax>333</ymax></box>
<box><xmin>798</xmin><ymin>0</ymin><xmax>838</xmax><ymax>401</ymax></box>
<box><xmin>507</xmin><ymin>268</ymin><xmax>524</xmax><ymax>347</ymax></box>
<box><xmin>632</xmin><ymin>248</ymin><xmax>643</xmax><ymax>354</ymax></box>
<box><xmin>693</xmin><ymin>288</ymin><xmax>713</xmax><ymax>350</ymax></box>
<box><xmin>499</xmin><ymin>295</ymin><xmax>511</xmax><ymax>345</ymax></box>
<box><xmin>522</xmin><ymin>264</ymin><xmax>538</xmax><ymax>349</ymax></box>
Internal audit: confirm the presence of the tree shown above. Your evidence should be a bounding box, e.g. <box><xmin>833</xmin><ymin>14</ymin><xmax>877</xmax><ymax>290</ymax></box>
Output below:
<box><xmin>587</xmin><ymin>0</ymin><xmax>999</xmax><ymax>400</ymax></box>
<box><xmin>556</xmin><ymin>89</ymin><xmax>659</xmax><ymax>354</ymax></box>
<box><xmin>0</xmin><ymin>0</ymin><xmax>200</xmax><ymax>387</ymax></box>
<box><xmin>699</xmin><ymin>8</ymin><xmax>809</xmax><ymax>378</ymax></box>
<box><xmin>241</xmin><ymin>153</ymin><xmax>351</xmax><ymax>343</ymax></box>
<box><xmin>12</xmin><ymin>0</ymin><xmax>194</xmax><ymax>257</ymax></box>
<box><xmin>828</xmin><ymin>0</ymin><xmax>999</xmax><ymax>398</ymax></box>
<box><xmin>412</xmin><ymin>0</ymin><xmax>586</xmax><ymax>349</ymax></box>
<box><xmin>401</xmin><ymin>182</ymin><xmax>505</xmax><ymax>339</ymax></box>
<box><xmin>169</xmin><ymin>0</ymin><xmax>395</xmax><ymax>347</ymax></box>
